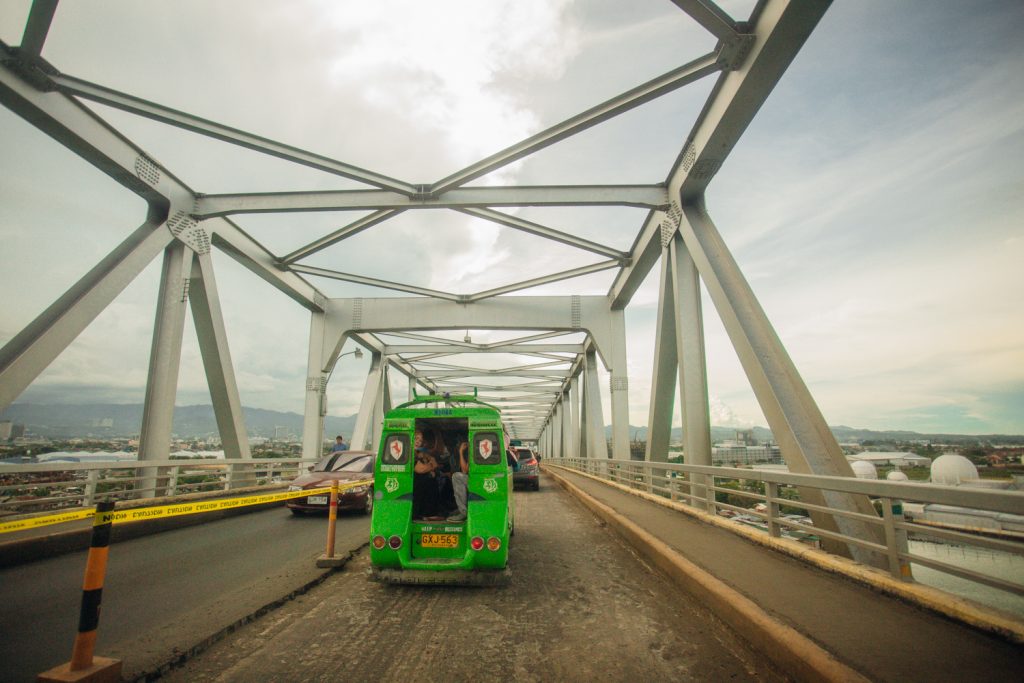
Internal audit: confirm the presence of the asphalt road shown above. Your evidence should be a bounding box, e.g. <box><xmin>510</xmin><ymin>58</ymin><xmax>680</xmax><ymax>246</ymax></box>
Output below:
<box><xmin>0</xmin><ymin>506</ymin><xmax>370</xmax><ymax>683</ymax></box>
<box><xmin>164</xmin><ymin>481</ymin><xmax>784</xmax><ymax>683</ymax></box>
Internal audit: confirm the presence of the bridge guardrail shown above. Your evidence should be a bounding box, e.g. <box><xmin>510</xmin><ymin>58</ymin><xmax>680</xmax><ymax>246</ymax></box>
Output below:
<box><xmin>548</xmin><ymin>457</ymin><xmax>1024</xmax><ymax>599</ymax></box>
<box><xmin>0</xmin><ymin>457</ymin><xmax>320</xmax><ymax>518</ymax></box>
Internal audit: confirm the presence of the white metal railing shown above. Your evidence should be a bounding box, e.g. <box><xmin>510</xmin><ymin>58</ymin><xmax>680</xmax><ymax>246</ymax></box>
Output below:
<box><xmin>548</xmin><ymin>457</ymin><xmax>1024</xmax><ymax>598</ymax></box>
<box><xmin>0</xmin><ymin>457</ymin><xmax>320</xmax><ymax>517</ymax></box>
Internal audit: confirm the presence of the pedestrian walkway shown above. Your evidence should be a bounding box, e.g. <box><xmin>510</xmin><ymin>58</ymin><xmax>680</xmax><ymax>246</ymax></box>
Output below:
<box><xmin>549</xmin><ymin>467</ymin><xmax>1022</xmax><ymax>682</ymax></box>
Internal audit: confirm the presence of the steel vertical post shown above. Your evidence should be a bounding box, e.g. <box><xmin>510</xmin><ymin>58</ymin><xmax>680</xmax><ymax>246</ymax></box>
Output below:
<box><xmin>303</xmin><ymin>312</ymin><xmax>328</xmax><ymax>460</ymax></box>
<box><xmin>137</xmin><ymin>242</ymin><xmax>193</xmax><ymax>499</ymax></box>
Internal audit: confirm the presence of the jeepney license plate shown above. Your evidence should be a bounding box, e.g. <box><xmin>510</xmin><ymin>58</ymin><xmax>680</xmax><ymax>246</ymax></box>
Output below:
<box><xmin>307</xmin><ymin>495</ymin><xmax>328</xmax><ymax>505</ymax></box>
<box><xmin>420</xmin><ymin>533</ymin><xmax>459</xmax><ymax>548</ymax></box>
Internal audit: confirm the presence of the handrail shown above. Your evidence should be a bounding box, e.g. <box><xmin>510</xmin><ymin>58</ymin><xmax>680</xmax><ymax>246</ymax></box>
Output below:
<box><xmin>0</xmin><ymin>457</ymin><xmax>320</xmax><ymax>515</ymax></box>
<box><xmin>548</xmin><ymin>457</ymin><xmax>1024</xmax><ymax>601</ymax></box>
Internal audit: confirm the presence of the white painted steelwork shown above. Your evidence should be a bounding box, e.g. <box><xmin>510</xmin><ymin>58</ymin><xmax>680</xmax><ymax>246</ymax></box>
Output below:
<box><xmin>0</xmin><ymin>0</ymin><xmax>892</xmax><ymax>564</ymax></box>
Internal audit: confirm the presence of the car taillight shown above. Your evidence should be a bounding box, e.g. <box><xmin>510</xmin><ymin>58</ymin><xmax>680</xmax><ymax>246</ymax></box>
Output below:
<box><xmin>372</xmin><ymin>535</ymin><xmax>386</xmax><ymax>550</ymax></box>
<box><xmin>470</xmin><ymin>536</ymin><xmax>484</xmax><ymax>551</ymax></box>
<box><xmin>486</xmin><ymin>536</ymin><xmax>501</xmax><ymax>552</ymax></box>
<box><xmin>388</xmin><ymin>535</ymin><xmax>403</xmax><ymax>550</ymax></box>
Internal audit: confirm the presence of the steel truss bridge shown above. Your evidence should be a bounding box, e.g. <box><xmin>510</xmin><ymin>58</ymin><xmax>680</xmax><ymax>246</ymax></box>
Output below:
<box><xmin>0</xmin><ymin>0</ymin><xmax>898</xmax><ymax>564</ymax></box>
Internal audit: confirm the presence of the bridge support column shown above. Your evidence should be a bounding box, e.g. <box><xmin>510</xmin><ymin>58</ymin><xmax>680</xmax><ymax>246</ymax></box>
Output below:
<box><xmin>302</xmin><ymin>311</ymin><xmax>328</xmax><ymax>461</ymax></box>
<box><xmin>370</xmin><ymin>359</ymin><xmax>391</xmax><ymax>453</ymax></box>
<box><xmin>569</xmin><ymin>374</ymin><xmax>581</xmax><ymax>459</ymax></box>
<box><xmin>607</xmin><ymin>309</ymin><xmax>631</xmax><ymax>460</ymax></box>
<box><xmin>561</xmin><ymin>391</ymin><xmax>572</xmax><ymax>460</ymax></box>
<box><xmin>583</xmin><ymin>350</ymin><xmax>608</xmax><ymax>459</ymax></box>
<box><xmin>578</xmin><ymin>371</ymin><xmax>588</xmax><ymax>459</ymax></box>
<box><xmin>646</xmin><ymin>248</ymin><xmax>677</xmax><ymax>465</ymax></box>
<box><xmin>680</xmin><ymin>201</ymin><xmax>885</xmax><ymax>566</ymax></box>
<box><xmin>351</xmin><ymin>352</ymin><xmax>384</xmax><ymax>451</ymax></box>
<box><xmin>551</xmin><ymin>403</ymin><xmax>562</xmax><ymax>459</ymax></box>
<box><xmin>137</xmin><ymin>241</ymin><xmax>194</xmax><ymax>497</ymax></box>
<box><xmin>189</xmin><ymin>252</ymin><xmax>252</xmax><ymax>480</ymax></box>
<box><xmin>672</xmin><ymin>233</ymin><xmax>712</xmax><ymax>471</ymax></box>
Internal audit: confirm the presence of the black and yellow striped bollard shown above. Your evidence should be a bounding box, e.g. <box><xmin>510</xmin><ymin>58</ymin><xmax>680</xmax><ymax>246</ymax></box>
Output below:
<box><xmin>38</xmin><ymin>500</ymin><xmax>123</xmax><ymax>682</ymax></box>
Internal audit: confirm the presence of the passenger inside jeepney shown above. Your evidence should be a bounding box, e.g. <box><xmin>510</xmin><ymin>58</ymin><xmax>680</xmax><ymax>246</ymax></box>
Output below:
<box><xmin>448</xmin><ymin>440</ymin><xmax>470</xmax><ymax>522</ymax></box>
<box><xmin>412</xmin><ymin>429</ymin><xmax>443</xmax><ymax>520</ymax></box>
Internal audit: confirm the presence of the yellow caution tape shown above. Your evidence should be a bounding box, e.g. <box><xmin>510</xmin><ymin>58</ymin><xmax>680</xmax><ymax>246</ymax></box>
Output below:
<box><xmin>0</xmin><ymin>479</ymin><xmax>373</xmax><ymax>535</ymax></box>
<box><xmin>0</xmin><ymin>509</ymin><xmax>95</xmax><ymax>534</ymax></box>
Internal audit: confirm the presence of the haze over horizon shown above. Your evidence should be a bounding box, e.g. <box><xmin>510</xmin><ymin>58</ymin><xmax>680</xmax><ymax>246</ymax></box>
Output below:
<box><xmin>3</xmin><ymin>400</ymin><xmax>1022</xmax><ymax>439</ymax></box>
<box><xmin>2</xmin><ymin>1</ymin><xmax>1022</xmax><ymax>436</ymax></box>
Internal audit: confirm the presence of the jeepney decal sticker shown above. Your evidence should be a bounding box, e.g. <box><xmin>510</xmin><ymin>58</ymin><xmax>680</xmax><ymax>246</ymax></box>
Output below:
<box><xmin>384</xmin><ymin>476</ymin><xmax>399</xmax><ymax>493</ymax></box>
<box><xmin>380</xmin><ymin>464</ymin><xmax>405</xmax><ymax>472</ymax></box>
<box><xmin>478</xmin><ymin>439</ymin><xmax>493</xmax><ymax>459</ymax></box>
<box><xmin>388</xmin><ymin>438</ymin><xmax>404</xmax><ymax>461</ymax></box>
<box><xmin>482</xmin><ymin>477</ymin><xmax>498</xmax><ymax>494</ymax></box>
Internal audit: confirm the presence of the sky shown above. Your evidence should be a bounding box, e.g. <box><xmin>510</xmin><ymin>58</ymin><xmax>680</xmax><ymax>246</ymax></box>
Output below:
<box><xmin>0</xmin><ymin>0</ymin><xmax>1022</xmax><ymax>436</ymax></box>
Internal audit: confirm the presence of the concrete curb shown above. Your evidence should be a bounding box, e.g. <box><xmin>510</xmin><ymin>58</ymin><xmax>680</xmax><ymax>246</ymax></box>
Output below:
<box><xmin>127</xmin><ymin>545</ymin><xmax>366</xmax><ymax>682</ymax></box>
<box><xmin>548</xmin><ymin>467</ymin><xmax>876</xmax><ymax>683</ymax></box>
<box><xmin>547</xmin><ymin>465</ymin><xmax>1024</xmax><ymax>645</ymax></box>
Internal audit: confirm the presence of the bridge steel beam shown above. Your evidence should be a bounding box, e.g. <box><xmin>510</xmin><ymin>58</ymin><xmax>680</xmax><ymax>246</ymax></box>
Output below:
<box><xmin>382</xmin><ymin>344</ymin><xmax>582</xmax><ymax>355</ymax></box>
<box><xmin>302</xmin><ymin>311</ymin><xmax>328</xmax><ymax>460</ymax></box>
<box><xmin>322</xmin><ymin>295</ymin><xmax>627</xmax><ymax>383</ymax></box>
<box><xmin>189</xmin><ymin>252</ymin><xmax>252</xmax><ymax>464</ymax></box>
<box><xmin>584</xmin><ymin>350</ymin><xmax>609</xmax><ymax>459</ymax></box>
<box><xmin>282</xmin><ymin>210</ymin><xmax>405</xmax><ymax>264</ymax></box>
<box><xmin>668</xmin><ymin>0</ymin><xmax>742</xmax><ymax>42</ymax></box>
<box><xmin>570</xmin><ymin>374</ymin><xmax>581</xmax><ymax>459</ymax></box>
<box><xmin>136</xmin><ymin>243</ymin><xmax>194</xmax><ymax>496</ymax></box>
<box><xmin>645</xmin><ymin>250</ymin><xmax>678</xmax><ymax>464</ymax></box>
<box><xmin>19</xmin><ymin>0</ymin><xmax>58</xmax><ymax>58</ymax></box>
<box><xmin>607</xmin><ymin>309</ymin><xmax>631</xmax><ymax>460</ymax></box>
<box><xmin>551</xmin><ymin>403</ymin><xmax>562</xmax><ymax>459</ymax></box>
<box><xmin>375</xmin><ymin>361</ymin><xmax>391</xmax><ymax>450</ymax></box>
<box><xmin>350</xmin><ymin>352</ymin><xmax>384</xmax><ymax>451</ymax></box>
<box><xmin>645</xmin><ymin>231</ymin><xmax>713</xmax><ymax>467</ymax></box>
<box><xmin>680</xmin><ymin>201</ymin><xmax>884</xmax><ymax>565</ymax></box>
<box><xmin>319</xmin><ymin>297</ymin><xmax>629</xmax><ymax>450</ymax></box>
<box><xmin>603</xmin><ymin>0</ymin><xmax>881</xmax><ymax>561</ymax></box>
<box><xmin>672</xmin><ymin>233</ymin><xmax>713</xmax><ymax>470</ymax></box>
<box><xmin>608</xmin><ymin>0</ymin><xmax>833</xmax><ymax>308</ymax></box>
<box><xmin>52</xmin><ymin>73</ymin><xmax>418</xmax><ymax>195</ymax></box>
<box><xmin>193</xmin><ymin>185</ymin><xmax>670</xmax><ymax>218</ymax></box>
<box><xmin>430</xmin><ymin>52</ymin><xmax>722</xmax><ymax>194</ymax></box>
<box><xmin>457</xmin><ymin>208</ymin><xmax>628</xmax><ymax>261</ymax></box>
<box><xmin>561</xmin><ymin>392</ymin><xmax>572</xmax><ymax>461</ymax></box>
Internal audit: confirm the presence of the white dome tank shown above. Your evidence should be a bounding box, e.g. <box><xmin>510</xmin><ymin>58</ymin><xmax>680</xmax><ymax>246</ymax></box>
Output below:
<box><xmin>930</xmin><ymin>454</ymin><xmax>979</xmax><ymax>485</ymax></box>
<box><xmin>851</xmin><ymin>460</ymin><xmax>878</xmax><ymax>479</ymax></box>
<box><xmin>886</xmin><ymin>470</ymin><xmax>909</xmax><ymax>482</ymax></box>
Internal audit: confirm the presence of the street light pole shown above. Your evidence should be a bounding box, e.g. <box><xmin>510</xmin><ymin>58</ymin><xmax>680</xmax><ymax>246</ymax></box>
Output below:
<box><xmin>319</xmin><ymin>346</ymin><xmax>364</xmax><ymax>458</ymax></box>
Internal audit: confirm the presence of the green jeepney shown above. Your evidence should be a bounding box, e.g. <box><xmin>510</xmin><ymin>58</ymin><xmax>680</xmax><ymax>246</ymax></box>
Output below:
<box><xmin>369</xmin><ymin>394</ymin><xmax>514</xmax><ymax>585</ymax></box>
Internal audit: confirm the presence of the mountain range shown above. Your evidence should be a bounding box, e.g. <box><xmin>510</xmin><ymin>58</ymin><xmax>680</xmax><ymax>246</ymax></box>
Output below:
<box><xmin>0</xmin><ymin>403</ymin><xmax>355</xmax><ymax>440</ymax></box>
<box><xmin>2</xmin><ymin>403</ymin><xmax>1020</xmax><ymax>444</ymax></box>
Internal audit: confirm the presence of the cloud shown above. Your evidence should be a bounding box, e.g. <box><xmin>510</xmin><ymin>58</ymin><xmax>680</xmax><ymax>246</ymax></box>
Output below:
<box><xmin>2</xmin><ymin>1</ymin><xmax>1022</xmax><ymax>439</ymax></box>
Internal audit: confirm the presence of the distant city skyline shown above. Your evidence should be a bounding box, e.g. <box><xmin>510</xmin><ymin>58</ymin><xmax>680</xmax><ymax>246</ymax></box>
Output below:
<box><xmin>1</xmin><ymin>1</ymin><xmax>1022</xmax><ymax>436</ymax></box>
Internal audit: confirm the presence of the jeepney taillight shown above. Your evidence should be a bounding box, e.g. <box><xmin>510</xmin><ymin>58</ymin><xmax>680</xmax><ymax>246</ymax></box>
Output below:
<box><xmin>486</xmin><ymin>536</ymin><xmax>501</xmax><ymax>552</ymax></box>
<box><xmin>372</xmin><ymin>535</ymin><xmax>386</xmax><ymax>550</ymax></box>
<box><xmin>388</xmin><ymin>535</ymin><xmax>403</xmax><ymax>550</ymax></box>
<box><xmin>470</xmin><ymin>536</ymin><xmax>484</xmax><ymax>551</ymax></box>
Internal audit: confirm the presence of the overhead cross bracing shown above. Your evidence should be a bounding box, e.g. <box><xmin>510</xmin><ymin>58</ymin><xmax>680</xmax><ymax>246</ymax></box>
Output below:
<box><xmin>0</xmin><ymin>0</ymin><xmax>890</xmax><ymax>565</ymax></box>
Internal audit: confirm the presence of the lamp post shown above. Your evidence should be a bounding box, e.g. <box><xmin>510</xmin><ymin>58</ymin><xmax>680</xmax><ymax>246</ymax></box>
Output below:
<box><xmin>320</xmin><ymin>347</ymin><xmax>364</xmax><ymax>457</ymax></box>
